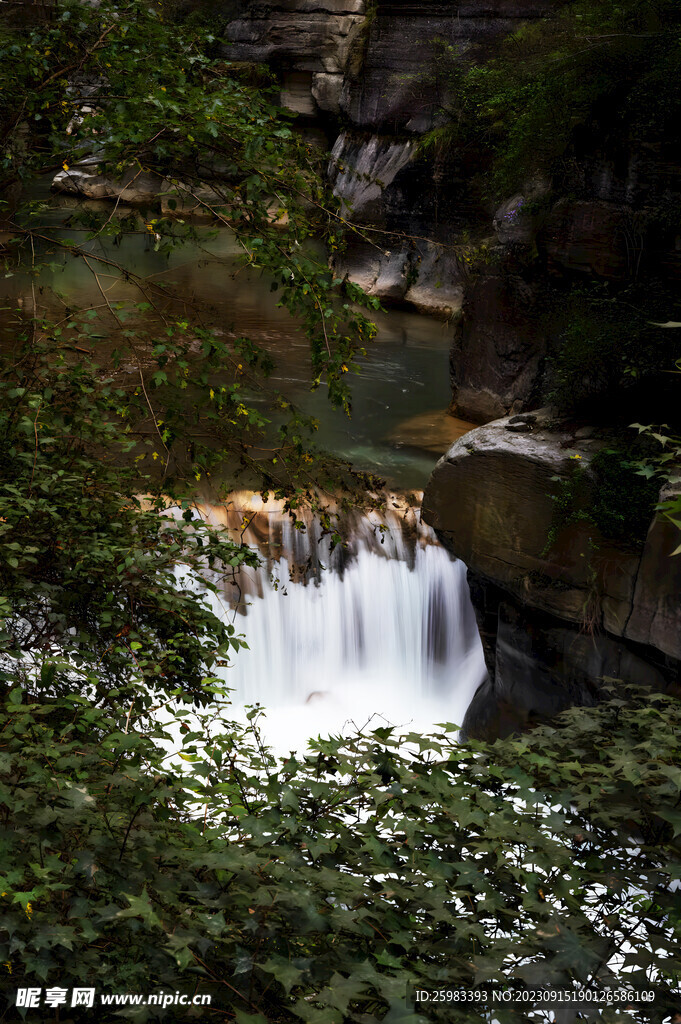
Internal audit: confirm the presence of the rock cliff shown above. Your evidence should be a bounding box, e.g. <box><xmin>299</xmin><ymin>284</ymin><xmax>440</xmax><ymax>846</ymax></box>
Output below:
<box><xmin>224</xmin><ymin>0</ymin><xmax>681</xmax><ymax>421</ymax></box>
<box><xmin>224</xmin><ymin>0</ymin><xmax>550</xmax><ymax>324</ymax></box>
<box><xmin>423</xmin><ymin>415</ymin><xmax>681</xmax><ymax>737</ymax></box>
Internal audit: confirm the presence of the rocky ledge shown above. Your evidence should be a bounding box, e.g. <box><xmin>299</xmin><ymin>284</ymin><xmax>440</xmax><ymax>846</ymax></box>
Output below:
<box><xmin>422</xmin><ymin>412</ymin><xmax>681</xmax><ymax>738</ymax></box>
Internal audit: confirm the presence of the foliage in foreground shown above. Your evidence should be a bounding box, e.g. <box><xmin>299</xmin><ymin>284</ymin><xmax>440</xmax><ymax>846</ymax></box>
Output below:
<box><xmin>0</xmin><ymin>682</ymin><xmax>680</xmax><ymax>1022</ymax></box>
<box><xmin>0</xmin><ymin>327</ymin><xmax>679</xmax><ymax>1020</ymax></box>
<box><xmin>1</xmin><ymin>0</ymin><xmax>380</xmax><ymax>452</ymax></box>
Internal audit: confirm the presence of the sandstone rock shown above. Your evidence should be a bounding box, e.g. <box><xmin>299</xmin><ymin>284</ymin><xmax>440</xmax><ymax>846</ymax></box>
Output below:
<box><xmin>404</xmin><ymin>243</ymin><xmax>463</xmax><ymax>318</ymax></box>
<box><xmin>333</xmin><ymin>243</ymin><xmax>410</xmax><ymax>302</ymax></box>
<box><xmin>226</xmin><ymin>10</ymin><xmax>364</xmax><ymax>74</ymax></box>
<box><xmin>333</xmin><ymin>245</ymin><xmax>382</xmax><ymax>294</ymax></box>
<box><xmin>311</xmin><ymin>72</ymin><xmax>344</xmax><ymax>113</ymax></box>
<box><xmin>450</xmin><ymin>270</ymin><xmax>546</xmax><ymax>422</ymax></box>
<box><xmin>372</xmin><ymin>249</ymin><xmax>411</xmax><ymax>301</ymax></box>
<box><xmin>280</xmin><ymin>70</ymin><xmax>317</xmax><ymax>115</ymax></box>
<box><xmin>624</xmin><ymin>485</ymin><xmax>681</xmax><ymax>661</ymax></box>
<box><xmin>423</xmin><ymin>418</ymin><xmax>596</xmax><ymax>601</ymax></box>
<box><xmin>333</xmin><ymin>239</ymin><xmax>463</xmax><ymax>314</ymax></box>
<box><xmin>245</xmin><ymin>0</ymin><xmax>365</xmax><ymax>12</ymax></box>
<box><xmin>422</xmin><ymin>417</ymin><xmax>681</xmax><ymax>738</ymax></box>
<box><xmin>52</xmin><ymin>162</ymin><xmax>234</xmax><ymax>218</ymax></box>
<box><xmin>461</xmin><ymin>589</ymin><xmax>674</xmax><ymax>740</ymax></box>
<box><xmin>52</xmin><ymin>161</ymin><xmax>165</xmax><ymax>204</ymax></box>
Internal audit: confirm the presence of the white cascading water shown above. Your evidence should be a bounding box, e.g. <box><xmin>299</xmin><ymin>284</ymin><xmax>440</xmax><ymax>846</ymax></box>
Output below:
<box><xmin>188</xmin><ymin>494</ymin><xmax>487</xmax><ymax>753</ymax></box>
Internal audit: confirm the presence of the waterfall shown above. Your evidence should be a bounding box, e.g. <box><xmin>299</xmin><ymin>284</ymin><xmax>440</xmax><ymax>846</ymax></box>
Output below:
<box><xmin>188</xmin><ymin>494</ymin><xmax>487</xmax><ymax>753</ymax></box>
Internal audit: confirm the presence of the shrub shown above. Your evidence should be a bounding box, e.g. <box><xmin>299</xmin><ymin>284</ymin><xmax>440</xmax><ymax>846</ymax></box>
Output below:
<box><xmin>1</xmin><ymin>683</ymin><xmax>679</xmax><ymax>1021</ymax></box>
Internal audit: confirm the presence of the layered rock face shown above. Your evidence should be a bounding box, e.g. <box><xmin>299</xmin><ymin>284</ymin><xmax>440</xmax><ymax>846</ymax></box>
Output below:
<box><xmin>224</xmin><ymin>0</ymin><xmax>549</xmax><ymax>320</ymax></box>
<box><xmin>226</xmin><ymin>1</ymin><xmax>681</xmax><ymax>419</ymax></box>
<box><xmin>422</xmin><ymin>416</ymin><xmax>681</xmax><ymax>737</ymax></box>
<box><xmin>455</xmin><ymin>152</ymin><xmax>681</xmax><ymax>421</ymax></box>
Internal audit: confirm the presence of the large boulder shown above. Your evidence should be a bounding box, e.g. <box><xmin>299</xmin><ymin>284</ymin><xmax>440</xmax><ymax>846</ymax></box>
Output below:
<box><xmin>422</xmin><ymin>414</ymin><xmax>681</xmax><ymax>737</ymax></box>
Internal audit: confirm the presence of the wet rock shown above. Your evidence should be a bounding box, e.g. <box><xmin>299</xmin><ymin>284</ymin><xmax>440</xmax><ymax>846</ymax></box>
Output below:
<box><xmin>52</xmin><ymin>161</ymin><xmax>165</xmax><ymax>204</ymax></box>
<box><xmin>461</xmin><ymin>587</ymin><xmax>675</xmax><ymax>740</ymax></box>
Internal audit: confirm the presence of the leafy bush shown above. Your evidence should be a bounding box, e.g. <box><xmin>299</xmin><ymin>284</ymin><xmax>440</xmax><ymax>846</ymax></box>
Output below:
<box><xmin>590</xmin><ymin>448</ymin><xmax>660</xmax><ymax>544</ymax></box>
<box><xmin>544</xmin><ymin>283</ymin><xmax>680</xmax><ymax>416</ymax></box>
<box><xmin>630</xmin><ymin>423</ymin><xmax>681</xmax><ymax>553</ymax></box>
<box><xmin>1</xmin><ymin>681</ymin><xmax>680</xmax><ymax>1021</ymax></box>
<box><xmin>546</xmin><ymin>446</ymin><xmax>660</xmax><ymax>554</ymax></box>
<box><xmin>423</xmin><ymin>0</ymin><xmax>681</xmax><ymax>201</ymax></box>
